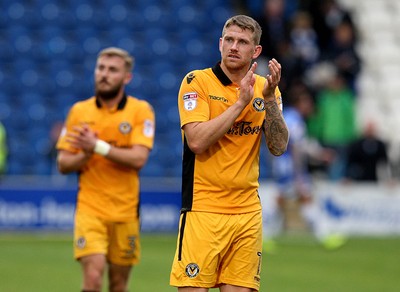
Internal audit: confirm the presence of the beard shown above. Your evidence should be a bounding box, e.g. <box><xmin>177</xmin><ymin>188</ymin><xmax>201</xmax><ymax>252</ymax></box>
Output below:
<box><xmin>222</xmin><ymin>55</ymin><xmax>247</xmax><ymax>72</ymax></box>
<box><xmin>95</xmin><ymin>80</ymin><xmax>123</xmax><ymax>101</ymax></box>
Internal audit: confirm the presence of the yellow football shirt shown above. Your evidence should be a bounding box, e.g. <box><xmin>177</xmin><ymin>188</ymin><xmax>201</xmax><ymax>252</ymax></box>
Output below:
<box><xmin>57</xmin><ymin>95</ymin><xmax>155</xmax><ymax>221</ymax></box>
<box><xmin>178</xmin><ymin>63</ymin><xmax>282</xmax><ymax>214</ymax></box>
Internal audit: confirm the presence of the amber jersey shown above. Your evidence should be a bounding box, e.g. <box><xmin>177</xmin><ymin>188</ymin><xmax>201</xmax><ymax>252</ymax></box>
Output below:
<box><xmin>178</xmin><ymin>63</ymin><xmax>282</xmax><ymax>214</ymax></box>
<box><xmin>57</xmin><ymin>95</ymin><xmax>155</xmax><ymax>221</ymax></box>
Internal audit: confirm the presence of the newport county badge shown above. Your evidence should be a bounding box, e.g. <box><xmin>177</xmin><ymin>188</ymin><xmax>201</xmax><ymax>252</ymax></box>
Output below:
<box><xmin>252</xmin><ymin>97</ymin><xmax>265</xmax><ymax>112</ymax></box>
<box><xmin>76</xmin><ymin>236</ymin><xmax>86</xmax><ymax>249</ymax></box>
<box><xmin>185</xmin><ymin>263</ymin><xmax>200</xmax><ymax>278</ymax></box>
<box><xmin>119</xmin><ymin>122</ymin><xmax>132</xmax><ymax>134</ymax></box>
<box><xmin>183</xmin><ymin>92</ymin><xmax>198</xmax><ymax>111</ymax></box>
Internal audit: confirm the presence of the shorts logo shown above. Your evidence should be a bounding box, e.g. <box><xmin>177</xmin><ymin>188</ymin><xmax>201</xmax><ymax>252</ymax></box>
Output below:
<box><xmin>252</xmin><ymin>97</ymin><xmax>265</xmax><ymax>112</ymax></box>
<box><xmin>185</xmin><ymin>263</ymin><xmax>200</xmax><ymax>278</ymax></box>
<box><xmin>183</xmin><ymin>92</ymin><xmax>198</xmax><ymax>111</ymax></box>
<box><xmin>76</xmin><ymin>236</ymin><xmax>86</xmax><ymax>249</ymax></box>
<box><xmin>119</xmin><ymin>122</ymin><xmax>132</xmax><ymax>134</ymax></box>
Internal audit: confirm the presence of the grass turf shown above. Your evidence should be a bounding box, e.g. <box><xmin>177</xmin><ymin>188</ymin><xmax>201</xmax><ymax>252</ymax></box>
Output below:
<box><xmin>0</xmin><ymin>233</ymin><xmax>398</xmax><ymax>292</ymax></box>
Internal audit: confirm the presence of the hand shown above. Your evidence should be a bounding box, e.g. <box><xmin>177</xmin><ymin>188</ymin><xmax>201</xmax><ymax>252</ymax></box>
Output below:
<box><xmin>66</xmin><ymin>124</ymin><xmax>98</xmax><ymax>155</ymax></box>
<box><xmin>262</xmin><ymin>59</ymin><xmax>281</xmax><ymax>100</ymax></box>
<box><xmin>238</xmin><ymin>62</ymin><xmax>258</xmax><ymax>107</ymax></box>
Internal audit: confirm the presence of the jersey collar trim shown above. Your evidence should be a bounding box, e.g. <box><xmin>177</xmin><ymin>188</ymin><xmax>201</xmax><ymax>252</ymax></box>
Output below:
<box><xmin>95</xmin><ymin>93</ymin><xmax>128</xmax><ymax>110</ymax></box>
<box><xmin>212</xmin><ymin>62</ymin><xmax>232</xmax><ymax>86</ymax></box>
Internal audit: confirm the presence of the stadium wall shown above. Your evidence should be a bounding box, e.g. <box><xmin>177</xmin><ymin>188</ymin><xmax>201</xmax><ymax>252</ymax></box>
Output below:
<box><xmin>1</xmin><ymin>178</ymin><xmax>400</xmax><ymax>235</ymax></box>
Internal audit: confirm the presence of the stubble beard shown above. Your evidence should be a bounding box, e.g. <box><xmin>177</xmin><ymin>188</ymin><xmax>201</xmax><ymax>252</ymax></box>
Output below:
<box><xmin>95</xmin><ymin>82</ymin><xmax>123</xmax><ymax>101</ymax></box>
<box><xmin>223</xmin><ymin>55</ymin><xmax>248</xmax><ymax>72</ymax></box>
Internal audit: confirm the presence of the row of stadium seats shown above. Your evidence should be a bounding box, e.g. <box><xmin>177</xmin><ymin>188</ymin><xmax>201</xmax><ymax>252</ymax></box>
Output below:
<box><xmin>0</xmin><ymin>0</ymin><xmax>253</xmax><ymax>177</ymax></box>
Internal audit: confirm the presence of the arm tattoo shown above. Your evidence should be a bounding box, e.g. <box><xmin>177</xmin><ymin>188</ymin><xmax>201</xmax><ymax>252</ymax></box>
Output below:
<box><xmin>264</xmin><ymin>100</ymin><xmax>289</xmax><ymax>156</ymax></box>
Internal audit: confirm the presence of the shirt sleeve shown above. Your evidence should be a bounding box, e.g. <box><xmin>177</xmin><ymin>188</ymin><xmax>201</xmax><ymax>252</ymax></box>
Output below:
<box><xmin>130</xmin><ymin>100</ymin><xmax>155</xmax><ymax>150</ymax></box>
<box><xmin>55</xmin><ymin>104</ymin><xmax>80</xmax><ymax>153</ymax></box>
<box><xmin>178</xmin><ymin>70</ymin><xmax>210</xmax><ymax>128</ymax></box>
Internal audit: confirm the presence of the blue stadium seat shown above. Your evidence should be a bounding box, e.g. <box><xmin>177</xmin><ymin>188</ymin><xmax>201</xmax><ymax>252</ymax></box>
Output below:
<box><xmin>0</xmin><ymin>39</ymin><xmax>15</xmax><ymax>62</ymax></box>
<box><xmin>33</xmin><ymin>159</ymin><xmax>52</xmax><ymax>175</ymax></box>
<box><xmin>0</xmin><ymin>73</ymin><xmax>20</xmax><ymax>97</ymax></box>
<box><xmin>0</xmin><ymin>0</ymin><xmax>235</xmax><ymax>176</ymax></box>
<box><xmin>125</xmin><ymin>10</ymin><xmax>146</xmax><ymax>32</ymax></box>
<box><xmin>7</xmin><ymin>160</ymin><xmax>24</xmax><ymax>175</ymax></box>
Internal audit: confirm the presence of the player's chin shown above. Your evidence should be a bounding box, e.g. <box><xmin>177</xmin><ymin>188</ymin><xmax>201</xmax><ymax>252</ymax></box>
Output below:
<box><xmin>224</xmin><ymin>58</ymin><xmax>245</xmax><ymax>69</ymax></box>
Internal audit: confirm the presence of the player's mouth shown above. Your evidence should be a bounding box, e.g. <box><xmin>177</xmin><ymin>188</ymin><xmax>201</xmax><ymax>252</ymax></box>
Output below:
<box><xmin>228</xmin><ymin>53</ymin><xmax>240</xmax><ymax>59</ymax></box>
<box><xmin>227</xmin><ymin>54</ymin><xmax>240</xmax><ymax>62</ymax></box>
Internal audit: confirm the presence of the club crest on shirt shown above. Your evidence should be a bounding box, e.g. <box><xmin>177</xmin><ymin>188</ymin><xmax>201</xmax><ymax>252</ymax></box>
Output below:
<box><xmin>119</xmin><ymin>122</ymin><xmax>132</xmax><ymax>134</ymax></box>
<box><xmin>183</xmin><ymin>92</ymin><xmax>198</xmax><ymax>111</ymax></box>
<box><xmin>252</xmin><ymin>97</ymin><xmax>265</xmax><ymax>112</ymax></box>
<box><xmin>185</xmin><ymin>263</ymin><xmax>200</xmax><ymax>278</ymax></box>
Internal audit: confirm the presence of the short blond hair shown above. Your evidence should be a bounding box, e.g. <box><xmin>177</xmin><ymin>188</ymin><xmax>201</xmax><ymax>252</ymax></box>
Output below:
<box><xmin>222</xmin><ymin>15</ymin><xmax>262</xmax><ymax>45</ymax></box>
<box><xmin>97</xmin><ymin>47</ymin><xmax>134</xmax><ymax>72</ymax></box>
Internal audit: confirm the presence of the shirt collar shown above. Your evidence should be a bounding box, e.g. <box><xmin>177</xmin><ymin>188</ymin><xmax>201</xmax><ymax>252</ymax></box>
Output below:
<box><xmin>95</xmin><ymin>93</ymin><xmax>127</xmax><ymax>110</ymax></box>
<box><xmin>212</xmin><ymin>62</ymin><xmax>232</xmax><ymax>86</ymax></box>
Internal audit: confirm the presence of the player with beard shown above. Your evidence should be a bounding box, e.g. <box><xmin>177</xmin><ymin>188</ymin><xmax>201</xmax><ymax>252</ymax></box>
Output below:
<box><xmin>170</xmin><ymin>15</ymin><xmax>289</xmax><ymax>291</ymax></box>
<box><xmin>56</xmin><ymin>47</ymin><xmax>155</xmax><ymax>292</ymax></box>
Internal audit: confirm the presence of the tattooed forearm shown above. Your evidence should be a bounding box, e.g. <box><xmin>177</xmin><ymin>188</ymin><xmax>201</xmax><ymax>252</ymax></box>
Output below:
<box><xmin>264</xmin><ymin>100</ymin><xmax>289</xmax><ymax>156</ymax></box>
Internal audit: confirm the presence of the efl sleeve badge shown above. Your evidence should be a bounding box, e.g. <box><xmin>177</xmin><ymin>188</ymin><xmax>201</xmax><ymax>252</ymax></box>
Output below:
<box><xmin>183</xmin><ymin>92</ymin><xmax>198</xmax><ymax>111</ymax></box>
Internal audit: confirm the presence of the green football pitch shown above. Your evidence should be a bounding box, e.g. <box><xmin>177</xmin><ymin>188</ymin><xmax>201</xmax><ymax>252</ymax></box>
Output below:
<box><xmin>0</xmin><ymin>233</ymin><xmax>399</xmax><ymax>292</ymax></box>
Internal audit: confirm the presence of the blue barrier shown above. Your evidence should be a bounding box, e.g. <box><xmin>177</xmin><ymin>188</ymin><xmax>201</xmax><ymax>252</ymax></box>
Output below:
<box><xmin>0</xmin><ymin>187</ymin><xmax>181</xmax><ymax>233</ymax></box>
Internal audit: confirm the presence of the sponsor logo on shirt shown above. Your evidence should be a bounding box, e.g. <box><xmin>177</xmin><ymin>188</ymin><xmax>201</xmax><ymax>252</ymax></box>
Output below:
<box><xmin>227</xmin><ymin>121</ymin><xmax>263</xmax><ymax>136</ymax></box>
<box><xmin>209</xmin><ymin>95</ymin><xmax>228</xmax><ymax>103</ymax></box>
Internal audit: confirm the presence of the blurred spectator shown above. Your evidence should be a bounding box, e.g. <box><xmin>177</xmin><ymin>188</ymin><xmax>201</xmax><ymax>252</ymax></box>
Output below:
<box><xmin>303</xmin><ymin>0</ymin><xmax>355</xmax><ymax>52</ymax></box>
<box><xmin>255</xmin><ymin>0</ymin><xmax>291</xmax><ymax>61</ymax></box>
<box><xmin>266</xmin><ymin>83</ymin><xmax>342</xmax><ymax>250</ymax></box>
<box><xmin>289</xmin><ymin>10</ymin><xmax>320</xmax><ymax>72</ymax></box>
<box><xmin>324</xmin><ymin>21</ymin><xmax>361</xmax><ymax>92</ymax></box>
<box><xmin>272</xmin><ymin>82</ymin><xmax>334</xmax><ymax>202</ymax></box>
<box><xmin>345</xmin><ymin>120</ymin><xmax>391</xmax><ymax>182</ymax></box>
<box><xmin>237</xmin><ymin>0</ymin><xmax>299</xmax><ymax>27</ymax></box>
<box><xmin>272</xmin><ymin>85</ymin><xmax>315</xmax><ymax>217</ymax></box>
<box><xmin>252</xmin><ymin>0</ymin><xmax>300</xmax><ymax>92</ymax></box>
<box><xmin>307</xmin><ymin>70</ymin><xmax>357</xmax><ymax>180</ymax></box>
<box><xmin>0</xmin><ymin>121</ymin><xmax>7</xmax><ymax>175</ymax></box>
<box><xmin>272</xmin><ymin>82</ymin><xmax>334</xmax><ymax>205</ymax></box>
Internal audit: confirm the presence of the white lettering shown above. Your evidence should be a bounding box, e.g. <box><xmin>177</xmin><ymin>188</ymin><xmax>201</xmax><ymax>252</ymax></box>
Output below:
<box><xmin>40</xmin><ymin>197</ymin><xmax>75</xmax><ymax>228</ymax></box>
<box><xmin>0</xmin><ymin>200</ymin><xmax>39</xmax><ymax>226</ymax></box>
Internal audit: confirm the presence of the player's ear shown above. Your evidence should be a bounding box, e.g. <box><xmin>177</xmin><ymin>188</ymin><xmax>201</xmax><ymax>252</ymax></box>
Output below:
<box><xmin>252</xmin><ymin>45</ymin><xmax>262</xmax><ymax>59</ymax></box>
<box><xmin>124</xmin><ymin>72</ymin><xmax>133</xmax><ymax>85</ymax></box>
<box><xmin>219</xmin><ymin>37</ymin><xmax>223</xmax><ymax>53</ymax></box>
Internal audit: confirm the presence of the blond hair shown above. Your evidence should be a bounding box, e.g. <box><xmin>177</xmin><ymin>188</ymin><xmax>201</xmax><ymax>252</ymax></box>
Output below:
<box><xmin>97</xmin><ymin>47</ymin><xmax>134</xmax><ymax>72</ymax></box>
<box><xmin>222</xmin><ymin>15</ymin><xmax>262</xmax><ymax>45</ymax></box>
